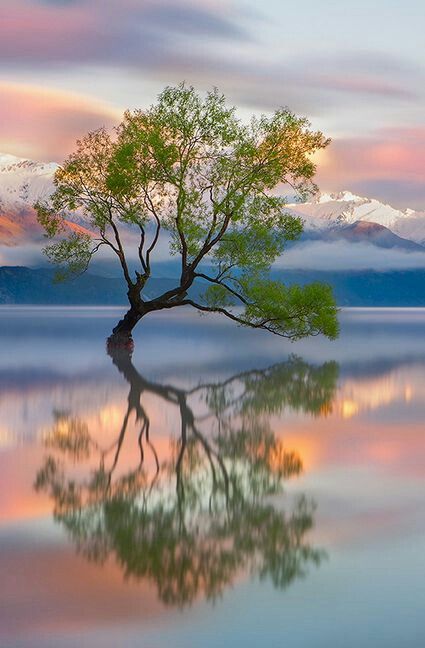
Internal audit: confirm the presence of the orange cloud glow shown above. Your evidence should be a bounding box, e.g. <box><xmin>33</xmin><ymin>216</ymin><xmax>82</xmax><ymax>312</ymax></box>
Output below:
<box><xmin>316</xmin><ymin>127</ymin><xmax>425</xmax><ymax>207</ymax></box>
<box><xmin>0</xmin><ymin>83</ymin><xmax>121</xmax><ymax>161</ymax></box>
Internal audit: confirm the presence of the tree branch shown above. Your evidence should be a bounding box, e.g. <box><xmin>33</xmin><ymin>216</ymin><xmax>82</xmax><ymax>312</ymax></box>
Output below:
<box><xmin>107</xmin><ymin>213</ymin><xmax>133</xmax><ymax>288</ymax></box>
<box><xmin>194</xmin><ymin>272</ymin><xmax>250</xmax><ymax>306</ymax></box>
<box><xmin>174</xmin><ymin>299</ymin><xmax>295</xmax><ymax>338</ymax></box>
<box><xmin>137</xmin><ymin>224</ymin><xmax>148</xmax><ymax>274</ymax></box>
<box><xmin>145</xmin><ymin>211</ymin><xmax>161</xmax><ymax>272</ymax></box>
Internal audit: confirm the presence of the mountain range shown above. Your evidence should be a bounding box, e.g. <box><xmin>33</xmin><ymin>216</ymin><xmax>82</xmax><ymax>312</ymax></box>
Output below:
<box><xmin>281</xmin><ymin>192</ymin><xmax>425</xmax><ymax>257</ymax></box>
<box><xmin>0</xmin><ymin>153</ymin><xmax>90</xmax><ymax>245</ymax></box>
<box><xmin>1</xmin><ymin>152</ymin><xmax>425</xmax><ymax>251</ymax></box>
<box><xmin>287</xmin><ymin>191</ymin><xmax>425</xmax><ymax>246</ymax></box>
<box><xmin>1</xmin><ymin>265</ymin><xmax>425</xmax><ymax>307</ymax></box>
<box><xmin>0</xmin><ymin>152</ymin><xmax>425</xmax><ymax>249</ymax></box>
<box><xmin>0</xmin><ymin>152</ymin><xmax>425</xmax><ymax>305</ymax></box>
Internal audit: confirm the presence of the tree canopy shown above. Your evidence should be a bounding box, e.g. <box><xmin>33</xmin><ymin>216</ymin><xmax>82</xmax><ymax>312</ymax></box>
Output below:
<box><xmin>36</xmin><ymin>83</ymin><xmax>338</xmax><ymax>343</ymax></box>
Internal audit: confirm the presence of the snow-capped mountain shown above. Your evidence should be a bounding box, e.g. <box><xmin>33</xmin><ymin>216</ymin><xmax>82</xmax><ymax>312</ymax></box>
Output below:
<box><xmin>287</xmin><ymin>191</ymin><xmax>425</xmax><ymax>246</ymax></box>
<box><xmin>0</xmin><ymin>153</ymin><xmax>56</xmax><ymax>208</ymax></box>
<box><xmin>0</xmin><ymin>151</ymin><xmax>425</xmax><ymax>252</ymax></box>
<box><xmin>0</xmin><ymin>153</ymin><xmax>93</xmax><ymax>245</ymax></box>
<box><xmin>0</xmin><ymin>153</ymin><xmax>57</xmax><ymax>244</ymax></box>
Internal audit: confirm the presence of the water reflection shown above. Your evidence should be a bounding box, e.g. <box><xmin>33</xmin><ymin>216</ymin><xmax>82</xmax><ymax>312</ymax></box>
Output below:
<box><xmin>35</xmin><ymin>350</ymin><xmax>338</xmax><ymax>607</ymax></box>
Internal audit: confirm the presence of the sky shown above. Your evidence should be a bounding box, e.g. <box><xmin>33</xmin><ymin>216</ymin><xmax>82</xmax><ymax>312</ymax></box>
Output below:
<box><xmin>1</xmin><ymin>0</ymin><xmax>425</xmax><ymax>207</ymax></box>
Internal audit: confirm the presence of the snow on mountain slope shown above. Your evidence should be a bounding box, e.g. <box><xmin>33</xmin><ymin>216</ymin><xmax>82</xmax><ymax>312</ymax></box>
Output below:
<box><xmin>287</xmin><ymin>191</ymin><xmax>425</xmax><ymax>245</ymax></box>
<box><xmin>1</xmin><ymin>150</ymin><xmax>425</xmax><ymax>253</ymax></box>
<box><xmin>0</xmin><ymin>153</ymin><xmax>94</xmax><ymax>245</ymax></box>
<box><xmin>0</xmin><ymin>153</ymin><xmax>56</xmax><ymax>210</ymax></box>
<box><xmin>0</xmin><ymin>153</ymin><xmax>57</xmax><ymax>244</ymax></box>
<box><xmin>392</xmin><ymin>211</ymin><xmax>425</xmax><ymax>244</ymax></box>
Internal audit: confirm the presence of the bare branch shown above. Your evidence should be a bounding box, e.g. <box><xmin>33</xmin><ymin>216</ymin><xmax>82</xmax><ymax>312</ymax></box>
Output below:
<box><xmin>107</xmin><ymin>213</ymin><xmax>133</xmax><ymax>288</ymax></box>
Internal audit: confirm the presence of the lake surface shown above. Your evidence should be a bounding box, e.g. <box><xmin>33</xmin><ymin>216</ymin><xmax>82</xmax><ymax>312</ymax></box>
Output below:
<box><xmin>1</xmin><ymin>307</ymin><xmax>425</xmax><ymax>648</ymax></box>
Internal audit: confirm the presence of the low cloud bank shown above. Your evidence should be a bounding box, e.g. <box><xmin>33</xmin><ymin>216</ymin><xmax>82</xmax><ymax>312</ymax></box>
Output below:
<box><xmin>0</xmin><ymin>243</ymin><xmax>46</xmax><ymax>267</ymax></box>
<box><xmin>277</xmin><ymin>240</ymin><xmax>425</xmax><ymax>272</ymax></box>
<box><xmin>3</xmin><ymin>238</ymin><xmax>425</xmax><ymax>274</ymax></box>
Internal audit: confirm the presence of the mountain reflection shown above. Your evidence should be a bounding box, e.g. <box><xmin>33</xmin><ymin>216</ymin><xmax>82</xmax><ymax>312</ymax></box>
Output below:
<box><xmin>35</xmin><ymin>350</ymin><xmax>338</xmax><ymax>608</ymax></box>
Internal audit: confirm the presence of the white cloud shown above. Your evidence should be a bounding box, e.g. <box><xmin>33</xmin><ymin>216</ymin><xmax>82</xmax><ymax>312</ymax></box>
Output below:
<box><xmin>277</xmin><ymin>240</ymin><xmax>425</xmax><ymax>271</ymax></box>
<box><xmin>0</xmin><ymin>243</ymin><xmax>46</xmax><ymax>267</ymax></box>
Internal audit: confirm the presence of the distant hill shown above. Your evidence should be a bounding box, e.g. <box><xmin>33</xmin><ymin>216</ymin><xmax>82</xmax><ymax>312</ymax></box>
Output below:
<box><xmin>0</xmin><ymin>266</ymin><xmax>424</xmax><ymax>307</ymax></box>
<box><xmin>0</xmin><ymin>267</ymin><xmax>185</xmax><ymax>305</ymax></box>
<box><xmin>272</xmin><ymin>269</ymin><xmax>425</xmax><ymax>306</ymax></box>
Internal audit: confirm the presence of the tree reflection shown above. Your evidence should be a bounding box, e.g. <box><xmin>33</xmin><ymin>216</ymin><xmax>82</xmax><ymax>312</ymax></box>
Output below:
<box><xmin>35</xmin><ymin>351</ymin><xmax>338</xmax><ymax>607</ymax></box>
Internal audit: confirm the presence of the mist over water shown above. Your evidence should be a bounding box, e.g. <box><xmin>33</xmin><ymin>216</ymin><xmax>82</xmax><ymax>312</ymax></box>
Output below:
<box><xmin>1</xmin><ymin>307</ymin><xmax>425</xmax><ymax>647</ymax></box>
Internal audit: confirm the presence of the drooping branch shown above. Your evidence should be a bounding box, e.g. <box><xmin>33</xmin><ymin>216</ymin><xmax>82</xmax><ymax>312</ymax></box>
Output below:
<box><xmin>146</xmin><ymin>212</ymin><xmax>161</xmax><ymax>272</ymax></box>
<box><xmin>194</xmin><ymin>272</ymin><xmax>250</xmax><ymax>306</ymax></box>
<box><xmin>176</xmin><ymin>298</ymin><xmax>290</xmax><ymax>335</ymax></box>
<box><xmin>106</xmin><ymin>401</ymin><xmax>132</xmax><ymax>488</ymax></box>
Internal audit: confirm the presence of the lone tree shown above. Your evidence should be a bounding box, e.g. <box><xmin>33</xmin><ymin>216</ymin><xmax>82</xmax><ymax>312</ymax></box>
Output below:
<box><xmin>36</xmin><ymin>84</ymin><xmax>338</xmax><ymax>345</ymax></box>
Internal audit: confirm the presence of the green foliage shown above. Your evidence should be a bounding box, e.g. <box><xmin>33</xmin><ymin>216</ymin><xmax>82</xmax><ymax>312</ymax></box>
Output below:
<box><xmin>36</xmin><ymin>82</ymin><xmax>338</xmax><ymax>340</ymax></box>
<box><xmin>45</xmin><ymin>411</ymin><xmax>92</xmax><ymax>460</ymax></box>
<box><xmin>43</xmin><ymin>232</ymin><xmax>92</xmax><ymax>281</ymax></box>
<box><xmin>35</xmin><ymin>201</ymin><xmax>65</xmax><ymax>237</ymax></box>
<box><xmin>242</xmin><ymin>278</ymin><xmax>339</xmax><ymax>339</ymax></box>
<box><xmin>211</xmin><ymin>196</ymin><xmax>304</xmax><ymax>272</ymax></box>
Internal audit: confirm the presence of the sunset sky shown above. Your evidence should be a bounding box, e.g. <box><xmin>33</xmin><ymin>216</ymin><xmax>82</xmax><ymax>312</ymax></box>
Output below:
<box><xmin>1</xmin><ymin>0</ymin><xmax>425</xmax><ymax>207</ymax></box>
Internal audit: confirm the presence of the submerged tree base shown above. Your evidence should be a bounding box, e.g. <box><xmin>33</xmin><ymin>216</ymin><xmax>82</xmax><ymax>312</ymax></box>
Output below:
<box><xmin>106</xmin><ymin>332</ymin><xmax>135</xmax><ymax>354</ymax></box>
<box><xmin>106</xmin><ymin>305</ymin><xmax>144</xmax><ymax>352</ymax></box>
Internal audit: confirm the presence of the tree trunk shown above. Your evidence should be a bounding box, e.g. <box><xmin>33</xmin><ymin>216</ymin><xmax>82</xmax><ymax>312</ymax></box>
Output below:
<box><xmin>107</xmin><ymin>305</ymin><xmax>144</xmax><ymax>351</ymax></box>
<box><xmin>107</xmin><ymin>275</ymin><xmax>189</xmax><ymax>350</ymax></box>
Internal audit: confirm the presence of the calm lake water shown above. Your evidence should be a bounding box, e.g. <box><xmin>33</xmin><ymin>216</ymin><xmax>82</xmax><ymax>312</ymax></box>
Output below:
<box><xmin>1</xmin><ymin>307</ymin><xmax>425</xmax><ymax>648</ymax></box>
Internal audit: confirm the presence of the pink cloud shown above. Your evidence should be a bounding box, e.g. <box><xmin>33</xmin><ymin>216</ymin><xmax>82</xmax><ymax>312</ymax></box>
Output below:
<box><xmin>0</xmin><ymin>1</ymin><xmax>412</xmax><ymax>104</ymax></box>
<box><xmin>0</xmin><ymin>1</ymin><xmax>101</xmax><ymax>62</ymax></box>
<box><xmin>0</xmin><ymin>0</ymin><xmax>248</xmax><ymax>65</ymax></box>
<box><xmin>0</xmin><ymin>83</ymin><xmax>120</xmax><ymax>161</ymax></box>
<box><xmin>316</xmin><ymin>127</ymin><xmax>425</xmax><ymax>208</ymax></box>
